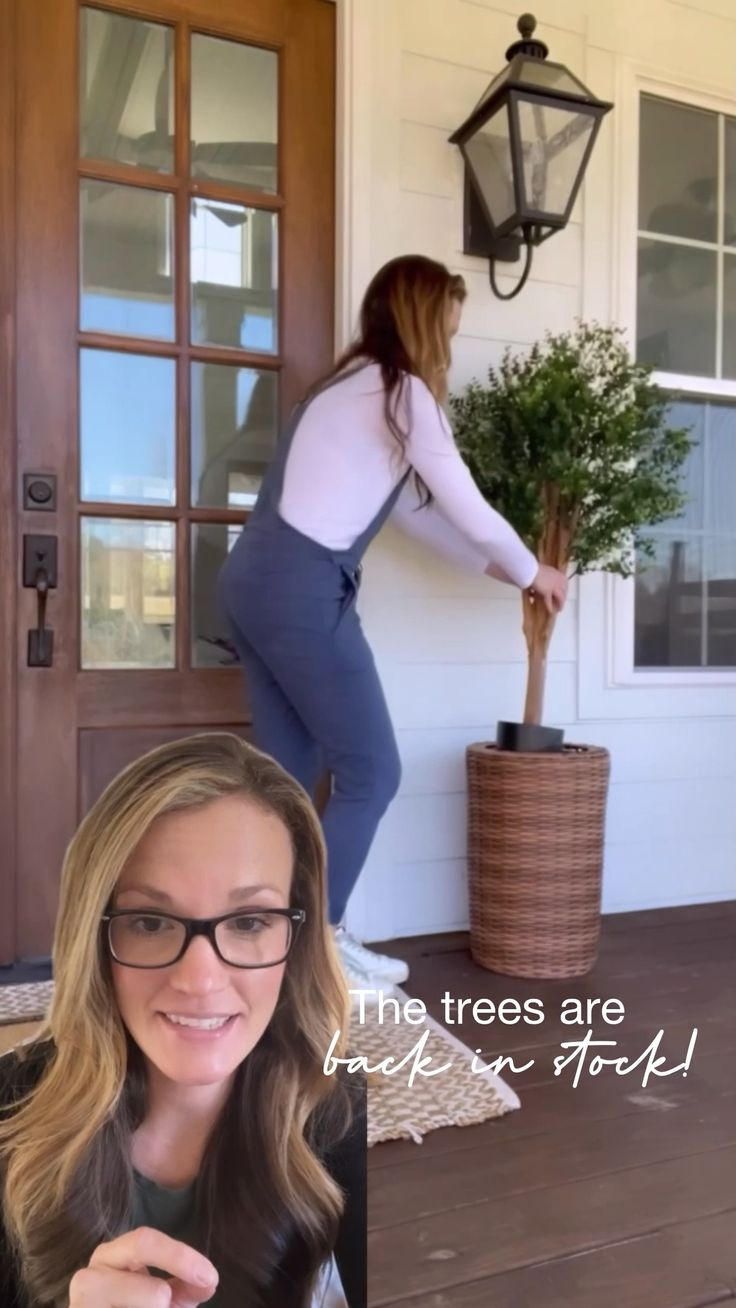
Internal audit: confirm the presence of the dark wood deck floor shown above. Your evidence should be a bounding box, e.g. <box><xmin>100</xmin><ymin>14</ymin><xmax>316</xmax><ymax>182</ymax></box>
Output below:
<box><xmin>367</xmin><ymin>901</ymin><xmax>736</xmax><ymax>1307</ymax></box>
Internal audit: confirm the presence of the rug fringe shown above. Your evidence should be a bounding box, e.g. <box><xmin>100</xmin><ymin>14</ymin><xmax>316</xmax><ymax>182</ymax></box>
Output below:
<box><xmin>397</xmin><ymin>1120</ymin><xmax>424</xmax><ymax>1144</ymax></box>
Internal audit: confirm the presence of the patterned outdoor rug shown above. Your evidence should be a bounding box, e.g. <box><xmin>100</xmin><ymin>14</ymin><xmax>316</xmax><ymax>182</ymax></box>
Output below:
<box><xmin>355</xmin><ymin>987</ymin><xmax>520</xmax><ymax>1146</ymax></box>
<box><xmin>0</xmin><ymin>982</ymin><xmax>520</xmax><ymax>1145</ymax></box>
<box><xmin>0</xmin><ymin>981</ymin><xmax>53</xmax><ymax>1026</ymax></box>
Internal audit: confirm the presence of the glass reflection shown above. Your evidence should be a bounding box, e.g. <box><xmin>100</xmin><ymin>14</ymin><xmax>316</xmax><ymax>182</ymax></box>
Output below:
<box><xmin>80</xmin><ymin>349</ymin><xmax>176</xmax><ymax>505</ymax></box>
<box><xmin>80</xmin><ymin>179</ymin><xmax>175</xmax><ymax>339</ymax></box>
<box><xmin>638</xmin><ymin>96</ymin><xmax>718</xmax><ymax>242</ymax></box>
<box><xmin>707</xmin><ymin>402</ymin><xmax>736</xmax><ymax>536</ymax></box>
<box><xmin>635</xmin><ymin>536</ymin><xmax>703</xmax><ymax>668</ymax></box>
<box><xmin>722</xmin><ymin>256</ymin><xmax>736</xmax><ymax>380</ymax></box>
<box><xmin>517</xmin><ymin>102</ymin><xmax>593</xmax><ymax>217</ymax></box>
<box><xmin>191</xmin><ymin>363</ymin><xmax>277</xmax><ymax>508</ymax></box>
<box><xmin>191</xmin><ymin>523</ymin><xmax>240</xmax><ymax>667</ymax></box>
<box><xmin>190</xmin><ymin>198</ymin><xmax>278</xmax><ymax>352</ymax></box>
<box><xmin>81</xmin><ymin>517</ymin><xmax>175</xmax><ymax>668</ymax></box>
<box><xmin>464</xmin><ymin>106</ymin><xmax>515</xmax><ymax>228</ymax></box>
<box><xmin>636</xmin><ymin>238</ymin><xmax>716</xmax><ymax>376</ymax></box>
<box><xmin>706</xmin><ymin>537</ymin><xmax>736</xmax><ymax>667</ymax></box>
<box><xmin>191</xmin><ymin>35</ymin><xmax>277</xmax><ymax>192</ymax></box>
<box><xmin>80</xmin><ymin>7</ymin><xmax>174</xmax><ymax>173</ymax></box>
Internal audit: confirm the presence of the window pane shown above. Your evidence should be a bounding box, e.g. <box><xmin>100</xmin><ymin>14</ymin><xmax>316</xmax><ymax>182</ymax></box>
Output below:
<box><xmin>191</xmin><ymin>523</ymin><xmax>240</xmax><ymax>668</ymax></box>
<box><xmin>81</xmin><ymin>518</ymin><xmax>175</xmax><ymax>668</ymax></box>
<box><xmin>191</xmin><ymin>363</ymin><xmax>277</xmax><ymax>509</ymax></box>
<box><xmin>725</xmin><ymin>117</ymin><xmax>736</xmax><ymax>247</ymax></box>
<box><xmin>80</xmin><ymin>350</ymin><xmax>175</xmax><ymax>505</ymax></box>
<box><xmin>707</xmin><ymin>402</ymin><xmax>736</xmax><ymax>535</ymax></box>
<box><xmin>190</xmin><ymin>199</ymin><xmax>278</xmax><ymax>352</ymax></box>
<box><xmin>635</xmin><ymin>537</ymin><xmax>703</xmax><ymax>668</ymax></box>
<box><xmin>722</xmin><ymin>254</ymin><xmax>736</xmax><ymax>380</ymax></box>
<box><xmin>637</xmin><ymin>238</ymin><xmax>716</xmax><ymax>375</ymax></box>
<box><xmin>658</xmin><ymin>401</ymin><xmax>705</xmax><ymax>533</ymax></box>
<box><xmin>191</xmin><ymin>36</ymin><xmax>277</xmax><ymax>192</ymax></box>
<box><xmin>80</xmin><ymin>8</ymin><xmax>174</xmax><ymax>173</ymax></box>
<box><xmin>639</xmin><ymin>96</ymin><xmax>718</xmax><ymax>242</ymax></box>
<box><xmin>80</xmin><ymin>180</ymin><xmax>175</xmax><ymax>339</ymax></box>
<box><xmin>706</xmin><ymin>538</ymin><xmax>736</xmax><ymax>667</ymax></box>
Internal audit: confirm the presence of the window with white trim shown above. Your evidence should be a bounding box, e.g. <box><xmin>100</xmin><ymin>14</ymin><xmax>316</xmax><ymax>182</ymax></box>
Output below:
<box><xmin>634</xmin><ymin>93</ymin><xmax>736</xmax><ymax>670</ymax></box>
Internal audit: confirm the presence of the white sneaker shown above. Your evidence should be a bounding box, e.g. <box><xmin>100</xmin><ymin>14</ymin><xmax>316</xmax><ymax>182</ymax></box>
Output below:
<box><xmin>332</xmin><ymin>936</ymin><xmax>384</xmax><ymax>1006</ymax></box>
<box><xmin>334</xmin><ymin>927</ymin><xmax>409</xmax><ymax>986</ymax></box>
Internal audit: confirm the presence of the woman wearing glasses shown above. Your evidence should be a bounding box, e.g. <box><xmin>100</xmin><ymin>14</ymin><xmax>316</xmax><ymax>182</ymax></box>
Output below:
<box><xmin>0</xmin><ymin>734</ymin><xmax>363</xmax><ymax>1308</ymax></box>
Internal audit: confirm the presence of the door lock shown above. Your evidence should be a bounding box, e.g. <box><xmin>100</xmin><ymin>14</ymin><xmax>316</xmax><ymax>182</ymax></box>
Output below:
<box><xmin>23</xmin><ymin>534</ymin><xmax>57</xmax><ymax>667</ymax></box>
<box><xmin>22</xmin><ymin>472</ymin><xmax>56</xmax><ymax>512</ymax></box>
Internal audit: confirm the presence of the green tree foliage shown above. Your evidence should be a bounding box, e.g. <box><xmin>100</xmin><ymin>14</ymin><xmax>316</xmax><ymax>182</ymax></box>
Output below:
<box><xmin>449</xmin><ymin>322</ymin><xmax>693</xmax><ymax>724</ymax></box>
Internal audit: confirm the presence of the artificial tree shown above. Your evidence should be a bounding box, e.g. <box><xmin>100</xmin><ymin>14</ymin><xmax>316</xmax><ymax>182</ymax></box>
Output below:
<box><xmin>450</xmin><ymin>321</ymin><xmax>692</xmax><ymax>733</ymax></box>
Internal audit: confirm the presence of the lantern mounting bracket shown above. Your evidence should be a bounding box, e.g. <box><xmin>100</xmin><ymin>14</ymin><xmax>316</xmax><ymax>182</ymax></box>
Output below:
<box><xmin>463</xmin><ymin>170</ymin><xmax>531</xmax><ymax>299</ymax></box>
<box><xmin>489</xmin><ymin>228</ymin><xmax>534</xmax><ymax>299</ymax></box>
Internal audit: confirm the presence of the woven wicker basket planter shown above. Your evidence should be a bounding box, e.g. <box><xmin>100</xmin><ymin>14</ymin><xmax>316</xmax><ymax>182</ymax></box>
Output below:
<box><xmin>466</xmin><ymin>743</ymin><xmax>611</xmax><ymax>979</ymax></box>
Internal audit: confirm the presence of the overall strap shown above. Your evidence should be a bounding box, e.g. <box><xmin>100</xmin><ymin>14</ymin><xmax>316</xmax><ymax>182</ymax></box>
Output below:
<box><xmin>348</xmin><ymin>465</ymin><xmax>412</xmax><ymax>559</ymax></box>
<box><xmin>252</xmin><ymin>360</ymin><xmax>374</xmax><ymax>516</ymax></box>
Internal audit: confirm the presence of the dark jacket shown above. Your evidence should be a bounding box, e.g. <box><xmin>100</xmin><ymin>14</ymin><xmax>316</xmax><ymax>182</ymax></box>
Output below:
<box><xmin>0</xmin><ymin>1040</ymin><xmax>366</xmax><ymax>1308</ymax></box>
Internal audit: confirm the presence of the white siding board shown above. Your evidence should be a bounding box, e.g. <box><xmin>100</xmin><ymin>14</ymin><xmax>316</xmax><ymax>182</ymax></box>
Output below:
<box><xmin>400</xmin><ymin>0</ymin><xmax>583</xmax><ymax>72</ymax></box>
<box><xmin>338</xmin><ymin>0</ymin><xmax>736</xmax><ymax>940</ymax></box>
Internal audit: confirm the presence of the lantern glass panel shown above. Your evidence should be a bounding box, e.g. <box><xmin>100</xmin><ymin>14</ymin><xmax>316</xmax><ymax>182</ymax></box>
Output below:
<box><xmin>464</xmin><ymin>102</ymin><xmax>516</xmax><ymax>230</ymax></box>
<box><xmin>515</xmin><ymin>97</ymin><xmax>594</xmax><ymax>218</ymax></box>
<box><xmin>513</xmin><ymin>57</ymin><xmax>591</xmax><ymax>97</ymax></box>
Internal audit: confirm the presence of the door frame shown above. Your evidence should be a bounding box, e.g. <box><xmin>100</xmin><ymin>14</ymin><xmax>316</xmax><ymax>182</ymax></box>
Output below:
<box><xmin>1</xmin><ymin>0</ymin><xmax>337</xmax><ymax>964</ymax></box>
<box><xmin>0</xmin><ymin>0</ymin><xmax>18</xmax><ymax>966</ymax></box>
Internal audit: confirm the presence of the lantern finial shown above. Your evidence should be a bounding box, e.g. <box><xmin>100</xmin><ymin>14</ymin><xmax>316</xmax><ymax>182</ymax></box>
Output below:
<box><xmin>506</xmin><ymin>13</ymin><xmax>549</xmax><ymax>61</ymax></box>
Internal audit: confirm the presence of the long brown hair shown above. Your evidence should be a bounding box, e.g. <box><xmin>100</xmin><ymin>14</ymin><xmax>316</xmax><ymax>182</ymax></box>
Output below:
<box><xmin>308</xmin><ymin>254</ymin><xmax>466</xmax><ymax>499</ymax></box>
<box><xmin>0</xmin><ymin>733</ymin><xmax>352</xmax><ymax>1307</ymax></box>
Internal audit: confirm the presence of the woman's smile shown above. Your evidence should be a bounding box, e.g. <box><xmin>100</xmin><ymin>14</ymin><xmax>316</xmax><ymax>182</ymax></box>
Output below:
<box><xmin>157</xmin><ymin>1011</ymin><xmax>240</xmax><ymax>1040</ymax></box>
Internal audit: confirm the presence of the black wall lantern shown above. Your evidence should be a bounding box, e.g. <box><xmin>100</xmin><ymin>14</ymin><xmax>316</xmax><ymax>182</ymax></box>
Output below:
<box><xmin>449</xmin><ymin>13</ymin><xmax>613</xmax><ymax>299</ymax></box>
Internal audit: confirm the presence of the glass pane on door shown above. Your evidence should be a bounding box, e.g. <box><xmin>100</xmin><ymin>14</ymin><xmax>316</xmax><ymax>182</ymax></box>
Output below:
<box><xmin>80</xmin><ymin>7</ymin><xmax>174</xmax><ymax>174</ymax></box>
<box><xmin>191</xmin><ymin>35</ymin><xmax>277</xmax><ymax>192</ymax></box>
<box><xmin>80</xmin><ymin>179</ymin><xmax>175</xmax><ymax>339</ymax></box>
<box><xmin>81</xmin><ymin>518</ymin><xmax>176</xmax><ymax>668</ymax></box>
<box><xmin>191</xmin><ymin>523</ymin><xmax>240</xmax><ymax>667</ymax></box>
<box><xmin>80</xmin><ymin>349</ymin><xmax>176</xmax><ymax>505</ymax></box>
<box><xmin>190</xmin><ymin>199</ymin><xmax>278</xmax><ymax>352</ymax></box>
<box><xmin>191</xmin><ymin>362</ymin><xmax>277</xmax><ymax>508</ymax></box>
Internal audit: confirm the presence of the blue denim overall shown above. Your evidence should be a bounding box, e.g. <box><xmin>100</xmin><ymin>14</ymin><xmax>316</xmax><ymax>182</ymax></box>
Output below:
<box><xmin>218</xmin><ymin>367</ymin><xmax>410</xmax><ymax>924</ymax></box>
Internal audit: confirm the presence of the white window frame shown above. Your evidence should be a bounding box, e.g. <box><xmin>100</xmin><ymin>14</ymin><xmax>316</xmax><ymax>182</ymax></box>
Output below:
<box><xmin>577</xmin><ymin>56</ymin><xmax>736</xmax><ymax>720</ymax></box>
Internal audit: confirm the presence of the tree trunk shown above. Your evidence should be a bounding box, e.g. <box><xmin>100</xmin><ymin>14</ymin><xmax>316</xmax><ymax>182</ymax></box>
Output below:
<box><xmin>524</xmin><ymin>648</ymin><xmax>547</xmax><ymax>725</ymax></box>
<box><xmin>521</xmin><ymin>589</ymin><xmax>557</xmax><ymax>726</ymax></box>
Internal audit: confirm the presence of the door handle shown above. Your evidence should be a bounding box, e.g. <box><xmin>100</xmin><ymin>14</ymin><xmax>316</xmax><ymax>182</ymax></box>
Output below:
<box><xmin>23</xmin><ymin>534</ymin><xmax>57</xmax><ymax>667</ymax></box>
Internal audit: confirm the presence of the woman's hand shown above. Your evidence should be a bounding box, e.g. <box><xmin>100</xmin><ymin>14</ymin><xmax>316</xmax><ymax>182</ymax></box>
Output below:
<box><xmin>69</xmin><ymin>1226</ymin><xmax>218</xmax><ymax>1308</ymax></box>
<box><xmin>529</xmin><ymin>565</ymin><xmax>568</xmax><ymax>615</ymax></box>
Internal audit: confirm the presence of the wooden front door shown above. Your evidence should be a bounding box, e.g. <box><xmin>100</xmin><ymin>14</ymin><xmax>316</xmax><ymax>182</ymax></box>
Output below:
<box><xmin>0</xmin><ymin>0</ymin><xmax>335</xmax><ymax>964</ymax></box>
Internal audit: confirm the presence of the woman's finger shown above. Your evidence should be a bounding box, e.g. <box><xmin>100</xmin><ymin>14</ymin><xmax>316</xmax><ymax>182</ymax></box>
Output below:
<box><xmin>88</xmin><ymin>1227</ymin><xmax>217</xmax><ymax>1296</ymax></box>
<box><xmin>169</xmin><ymin>1281</ymin><xmax>219</xmax><ymax>1308</ymax></box>
<box><xmin>69</xmin><ymin>1264</ymin><xmax>172</xmax><ymax>1307</ymax></box>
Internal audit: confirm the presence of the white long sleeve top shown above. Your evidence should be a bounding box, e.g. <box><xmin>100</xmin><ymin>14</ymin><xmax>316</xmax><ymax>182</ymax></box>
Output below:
<box><xmin>278</xmin><ymin>362</ymin><xmax>538</xmax><ymax>589</ymax></box>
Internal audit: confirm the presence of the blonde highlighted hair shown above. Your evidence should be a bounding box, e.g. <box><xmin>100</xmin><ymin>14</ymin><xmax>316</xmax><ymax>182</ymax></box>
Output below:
<box><xmin>0</xmin><ymin>733</ymin><xmax>352</xmax><ymax>1307</ymax></box>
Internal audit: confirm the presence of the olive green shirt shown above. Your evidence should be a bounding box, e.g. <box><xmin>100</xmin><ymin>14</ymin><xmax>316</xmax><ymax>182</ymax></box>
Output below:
<box><xmin>130</xmin><ymin>1172</ymin><xmax>346</xmax><ymax>1307</ymax></box>
<box><xmin>131</xmin><ymin>1171</ymin><xmax>212</xmax><ymax>1297</ymax></box>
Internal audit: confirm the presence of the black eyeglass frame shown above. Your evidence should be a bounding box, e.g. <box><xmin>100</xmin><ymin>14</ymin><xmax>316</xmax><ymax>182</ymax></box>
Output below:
<box><xmin>101</xmin><ymin>907</ymin><xmax>306</xmax><ymax>970</ymax></box>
